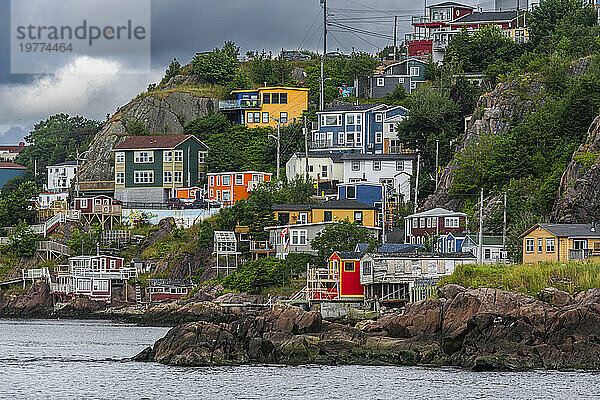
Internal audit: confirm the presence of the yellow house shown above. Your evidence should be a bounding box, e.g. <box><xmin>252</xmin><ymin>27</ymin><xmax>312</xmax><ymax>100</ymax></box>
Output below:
<box><xmin>520</xmin><ymin>223</ymin><xmax>600</xmax><ymax>263</ymax></box>
<box><xmin>223</xmin><ymin>87</ymin><xmax>309</xmax><ymax>128</ymax></box>
<box><xmin>273</xmin><ymin>199</ymin><xmax>377</xmax><ymax>228</ymax></box>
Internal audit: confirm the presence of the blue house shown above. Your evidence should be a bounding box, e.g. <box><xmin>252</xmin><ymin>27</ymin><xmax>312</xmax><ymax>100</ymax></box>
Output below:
<box><xmin>438</xmin><ymin>232</ymin><xmax>467</xmax><ymax>253</ymax></box>
<box><xmin>309</xmin><ymin>104</ymin><xmax>409</xmax><ymax>154</ymax></box>
<box><xmin>338</xmin><ymin>182</ymin><xmax>383</xmax><ymax>209</ymax></box>
<box><xmin>0</xmin><ymin>162</ymin><xmax>26</xmax><ymax>189</ymax></box>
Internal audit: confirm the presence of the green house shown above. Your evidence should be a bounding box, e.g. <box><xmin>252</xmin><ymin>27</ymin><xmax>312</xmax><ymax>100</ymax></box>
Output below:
<box><xmin>112</xmin><ymin>134</ymin><xmax>209</xmax><ymax>204</ymax></box>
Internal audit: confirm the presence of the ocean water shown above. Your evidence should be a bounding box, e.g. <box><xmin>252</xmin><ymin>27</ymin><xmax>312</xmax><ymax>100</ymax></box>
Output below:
<box><xmin>1</xmin><ymin>319</ymin><xmax>599</xmax><ymax>399</ymax></box>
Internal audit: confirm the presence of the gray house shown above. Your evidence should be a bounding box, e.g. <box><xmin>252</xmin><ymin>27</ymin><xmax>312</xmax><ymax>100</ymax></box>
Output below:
<box><xmin>356</xmin><ymin>58</ymin><xmax>428</xmax><ymax>99</ymax></box>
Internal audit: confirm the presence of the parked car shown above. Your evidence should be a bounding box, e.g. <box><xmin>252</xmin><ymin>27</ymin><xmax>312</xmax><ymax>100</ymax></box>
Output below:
<box><xmin>166</xmin><ymin>198</ymin><xmax>188</xmax><ymax>209</ymax></box>
<box><xmin>189</xmin><ymin>198</ymin><xmax>221</xmax><ymax>209</ymax></box>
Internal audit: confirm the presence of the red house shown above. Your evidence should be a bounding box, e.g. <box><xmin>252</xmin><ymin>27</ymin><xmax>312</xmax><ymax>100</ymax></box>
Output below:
<box><xmin>404</xmin><ymin>207</ymin><xmax>467</xmax><ymax>244</ymax></box>
<box><xmin>207</xmin><ymin>171</ymin><xmax>272</xmax><ymax>206</ymax></box>
<box><xmin>147</xmin><ymin>279</ymin><xmax>194</xmax><ymax>302</ymax></box>
<box><xmin>73</xmin><ymin>194</ymin><xmax>120</xmax><ymax>214</ymax></box>
<box><xmin>307</xmin><ymin>251</ymin><xmax>364</xmax><ymax>301</ymax></box>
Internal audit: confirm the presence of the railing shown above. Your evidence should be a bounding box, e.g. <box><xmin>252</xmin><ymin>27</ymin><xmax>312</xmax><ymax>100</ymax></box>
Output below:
<box><xmin>405</xmin><ymin>33</ymin><xmax>431</xmax><ymax>42</ymax></box>
<box><xmin>22</xmin><ymin>267</ymin><xmax>50</xmax><ymax>281</ymax></box>
<box><xmin>218</xmin><ymin>99</ymin><xmax>260</xmax><ymax>110</ymax></box>
<box><xmin>101</xmin><ymin>230</ymin><xmax>131</xmax><ymax>245</ymax></box>
<box><xmin>50</xmin><ymin>283</ymin><xmax>73</xmax><ymax>294</ymax></box>
<box><xmin>36</xmin><ymin>241</ymin><xmax>70</xmax><ymax>256</ymax></box>
<box><xmin>91</xmin><ymin>204</ymin><xmax>121</xmax><ymax>215</ymax></box>
<box><xmin>250</xmin><ymin>240</ymin><xmax>275</xmax><ymax>252</ymax></box>
<box><xmin>569</xmin><ymin>249</ymin><xmax>594</xmax><ymax>261</ymax></box>
<box><xmin>60</xmin><ymin>210</ymin><xmax>81</xmax><ymax>222</ymax></box>
<box><xmin>433</xmin><ymin>40</ymin><xmax>449</xmax><ymax>51</ymax></box>
<box><xmin>309</xmin><ymin>140</ymin><xmax>335</xmax><ymax>149</ymax></box>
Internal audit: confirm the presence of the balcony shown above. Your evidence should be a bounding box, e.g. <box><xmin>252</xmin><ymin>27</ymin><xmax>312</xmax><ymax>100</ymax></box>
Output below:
<box><xmin>250</xmin><ymin>240</ymin><xmax>275</xmax><ymax>252</ymax></box>
<box><xmin>433</xmin><ymin>40</ymin><xmax>449</xmax><ymax>51</ymax></box>
<box><xmin>309</xmin><ymin>139</ymin><xmax>335</xmax><ymax>150</ymax></box>
<box><xmin>404</xmin><ymin>33</ymin><xmax>432</xmax><ymax>43</ymax></box>
<box><xmin>569</xmin><ymin>249</ymin><xmax>594</xmax><ymax>261</ymax></box>
<box><xmin>218</xmin><ymin>99</ymin><xmax>260</xmax><ymax>110</ymax></box>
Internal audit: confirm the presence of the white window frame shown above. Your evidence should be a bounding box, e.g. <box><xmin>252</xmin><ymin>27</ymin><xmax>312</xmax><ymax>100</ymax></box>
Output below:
<box><xmin>198</xmin><ymin>152</ymin><xmax>207</xmax><ymax>164</ymax></box>
<box><xmin>222</xmin><ymin>190</ymin><xmax>231</xmax><ymax>202</ymax></box>
<box><xmin>537</xmin><ymin>238</ymin><xmax>544</xmax><ymax>253</ymax></box>
<box><xmin>209</xmin><ymin>176</ymin><xmax>214</xmax><ymax>187</ymax></box>
<box><xmin>80</xmin><ymin>199</ymin><xmax>88</xmax><ymax>209</ymax></box>
<box><xmin>377</xmin><ymin>77</ymin><xmax>384</xmax><ymax>87</ymax></box>
<box><xmin>525</xmin><ymin>238</ymin><xmax>534</xmax><ymax>253</ymax></box>
<box><xmin>338</xmin><ymin>133</ymin><xmax>344</xmax><ymax>145</ymax></box>
<box><xmin>174</xmin><ymin>150</ymin><xmax>183</xmax><ymax>162</ymax></box>
<box><xmin>375</xmin><ymin>113</ymin><xmax>383</xmax><ymax>122</ymax></box>
<box><xmin>163</xmin><ymin>151</ymin><xmax>173</xmax><ymax>162</ymax></box>
<box><xmin>322</xmin><ymin>114</ymin><xmax>342</xmax><ymax>127</ymax></box>
<box><xmin>262</xmin><ymin>112</ymin><xmax>269</xmax><ymax>123</ymax></box>
<box><xmin>398</xmin><ymin>77</ymin><xmax>405</xmax><ymax>84</ymax></box>
<box><xmin>134</xmin><ymin>151</ymin><xmax>154</xmax><ymax>163</ymax></box>
<box><xmin>174</xmin><ymin>171</ymin><xmax>183</xmax><ymax>183</ymax></box>
<box><xmin>372</xmin><ymin>160</ymin><xmax>381</xmax><ymax>171</ymax></box>
<box><xmin>346</xmin><ymin>185</ymin><xmax>356</xmax><ymax>199</ymax></box>
<box><xmin>410</xmin><ymin>66</ymin><xmax>420</xmax><ymax>76</ymax></box>
<box><xmin>546</xmin><ymin>238</ymin><xmax>555</xmax><ymax>253</ymax></box>
<box><xmin>115</xmin><ymin>152</ymin><xmax>125</xmax><ymax>163</ymax></box>
<box><xmin>412</xmin><ymin>218</ymin><xmax>418</xmax><ymax>228</ymax></box>
<box><xmin>280</xmin><ymin>112</ymin><xmax>288</xmax><ymax>124</ymax></box>
<box><xmin>247</xmin><ymin>112</ymin><xmax>254</xmax><ymax>124</ymax></box>
<box><xmin>396</xmin><ymin>160</ymin><xmax>404</xmax><ymax>171</ymax></box>
<box><xmin>351</xmin><ymin>161</ymin><xmax>360</xmax><ymax>171</ymax></box>
<box><xmin>134</xmin><ymin>170</ymin><xmax>154</xmax><ymax>184</ymax></box>
<box><xmin>445</xmin><ymin>217</ymin><xmax>459</xmax><ymax>228</ymax></box>
<box><xmin>321</xmin><ymin>165</ymin><xmax>328</xmax><ymax>178</ymax></box>
<box><xmin>163</xmin><ymin>171</ymin><xmax>173</xmax><ymax>184</ymax></box>
<box><xmin>375</xmin><ymin>132</ymin><xmax>382</xmax><ymax>144</ymax></box>
<box><xmin>235</xmin><ymin>174</ymin><xmax>243</xmax><ymax>185</ymax></box>
<box><xmin>115</xmin><ymin>172</ymin><xmax>125</xmax><ymax>185</ymax></box>
<box><xmin>222</xmin><ymin>175</ymin><xmax>231</xmax><ymax>186</ymax></box>
<box><xmin>420</xmin><ymin>218</ymin><xmax>425</xmax><ymax>228</ymax></box>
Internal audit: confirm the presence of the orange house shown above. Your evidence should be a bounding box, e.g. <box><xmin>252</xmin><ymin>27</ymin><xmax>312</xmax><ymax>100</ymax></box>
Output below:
<box><xmin>307</xmin><ymin>251</ymin><xmax>364</xmax><ymax>301</ymax></box>
<box><xmin>207</xmin><ymin>171</ymin><xmax>272</xmax><ymax>205</ymax></box>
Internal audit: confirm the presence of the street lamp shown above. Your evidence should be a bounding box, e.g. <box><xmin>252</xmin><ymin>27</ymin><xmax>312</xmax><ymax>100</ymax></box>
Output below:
<box><xmin>269</xmin><ymin>116</ymin><xmax>281</xmax><ymax>180</ymax></box>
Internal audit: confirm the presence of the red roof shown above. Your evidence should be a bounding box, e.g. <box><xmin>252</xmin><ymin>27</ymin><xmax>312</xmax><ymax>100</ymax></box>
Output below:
<box><xmin>0</xmin><ymin>142</ymin><xmax>26</xmax><ymax>153</ymax></box>
<box><xmin>0</xmin><ymin>162</ymin><xmax>26</xmax><ymax>169</ymax></box>
<box><xmin>113</xmin><ymin>134</ymin><xmax>203</xmax><ymax>150</ymax></box>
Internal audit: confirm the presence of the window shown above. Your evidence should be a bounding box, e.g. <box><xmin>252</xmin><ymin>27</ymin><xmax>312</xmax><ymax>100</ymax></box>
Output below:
<box><xmin>398</xmin><ymin>77</ymin><xmax>405</xmax><ymax>84</ymax></box>
<box><xmin>209</xmin><ymin>189</ymin><xmax>214</xmax><ymax>197</ymax></box>
<box><xmin>163</xmin><ymin>171</ymin><xmax>173</xmax><ymax>183</ymax></box>
<box><xmin>448</xmin><ymin>239</ymin><xmax>455</xmax><ymax>252</ymax></box>
<box><xmin>338</xmin><ymin>133</ymin><xmax>344</xmax><ymax>145</ymax></box>
<box><xmin>346</xmin><ymin>186</ymin><xmax>356</xmax><ymax>199</ymax></box>
<box><xmin>321</xmin><ymin>165</ymin><xmax>328</xmax><ymax>178</ymax></box>
<box><xmin>174</xmin><ymin>150</ymin><xmax>183</xmax><ymax>162</ymax></box>
<box><xmin>412</xmin><ymin>218</ymin><xmax>418</xmax><ymax>228</ymax></box>
<box><xmin>351</xmin><ymin>161</ymin><xmax>360</xmax><ymax>171</ymax></box>
<box><xmin>410</xmin><ymin>66</ymin><xmax>420</xmax><ymax>76</ymax></box>
<box><xmin>134</xmin><ymin>151</ymin><xmax>153</xmax><ymax>163</ymax></box>
<box><xmin>263</xmin><ymin>93</ymin><xmax>270</xmax><ymax>104</ymax></box>
<box><xmin>115</xmin><ymin>152</ymin><xmax>125</xmax><ymax>163</ymax></box>
<box><xmin>291</xmin><ymin>229</ymin><xmax>307</xmax><ymax>245</ymax></box>
<box><xmin>420</xmin><ymin>218</ymin><xmax>425</xmax><ymax>228</ymax></box>
<box><xmin>209</xmin><ymin>176</ymin><xmax>214</xmax><ymax>187</ymax></box>
<box><xmin>375</xmin><ymin>113</ymin><xmax>383</xmax><ymax>122</ymax></box>
<box><xmin>537</xmin><ymin>238</ymin><xmax>543</xmax><ymax>253</ymax></box>
<box><xmin>546</xmin><ymin>238</ymin><xmax>555</xmax><ymax>253</ymax></box>
<box><xmin>80</xmin><ymin>199</ymin><xmax>88</xmax><ymax>209</ymax></box>
<box><xmin>222</xmin><ymin>175</ymin><xmax>231</xmax><ymax>186</ymax></box>
<box><xmin>396</xmin><ymin>160</ymin><xmax>404</xmax><ymax>171</ymax></box>
<box><xmin>262</xmin><ymin>112</ymin><xmax>269</xmax><ymax>123</ymax></box>
<box><xmin>389</xmin><ymin>124</ymin><xmax>396</xmax><ymax>133</ymax></box>
<box><xmin>77</xmin><ymin>279</ymin><xmax>91</xmax><ymax>291</ymax></box>
<box><xmin>247</xmin><ymin>112</ymin><xmax>254</xmax><ymax>124</ymax></box>
<box><xmin>377</xmin><ymin>77</ymin><xmax>384</xmax><ymax>86</ymax></box>
<box><xmin>484</xmin><ymin>249</ymin><xmax>491</xmax><ymax>259</ymax></box>
<box><xmin>134</xmin><ymin>171</ymin><xmax>154</xmax><ymax>183</ymax></box>
<box><xmin>235</xmin><ymin>174</ymin><xmax>243</xmax><ymax>185</ymax></box>
<box><xmin>174</xmin><ymin>171</ymin><xmax>183</xmax><ymax>183</ymax></box>
<box><xmin>324</xmin><ymin>211</ymin><xmax>332</xmax><ymax>222</ymax></box>
<box><xmin>217</xmin><ymin>175</ymin><xmax>221</xmax><ymax>186</ymax></box>
<box><xmin>222</xmin><ymin>190</ymin><xmax>231</xmax><ymax>202</ymax></box>
<box><xmin>308</xmin><ymin>165</ymin><xmax>314</xmax><ymax>173</ymax></box>
<box><xmin>280</xmin><ymin>93</ymin><xmax>288</xmax><ymax>104</ymax></box>
<box><xmin>573</xmin><ymin>239</ymin><xmax>587</xmax><ymax>250</ymax></box>
<box><xmin>198</xmin><ymin>152</ymin><xmax>207</xmax><ymax>164</ymax></box>
<box><xmin>346</xmin><ymin>113</ymin><xmax>361</xmax><ymax>125</ymax></box>
<box><xmin>109</xmin><ymin>260</ymin><xmax>116</xmax><ymax>269</ymax></box>
<box><xmin>344</xmin><ymin>261</ymin><xmax>355</xmax><ymax>272</ymax></box>
<box><xmin>375</xmin><ymin>132</ymin><xmax>382</xmax><ymax>144</ymax></box>
<box><xmin>299</xmin><ymin>212</ymin><xmax>308</xmax><ymax>224</ymax></box>
<box><xmin>280</xmin><ymin>112</ymin><xmax>288</xmax><ymax>124</ymax></box>
<box><xmin>426</xmin><ymin>218</ymin><xmax>433</xmax><ymax>228</ymax></box>
<box><xmin>163</xmin><ymin>151</ymin><xmax>173</xmax><ymax>162</ymax></box>
<box><xmin>362</xmin><ymin>261</ymin><xmax>372</xmax><ymax>275</ymax></box>
<box><xmin>272</xmin><ymin>93</ymin><xmax>280</xmax><ymax>104</ymax></box>
<box><xmin>354</xmin><ymin>211</ymin><xmax>363</xmax><ymax>225</ymax></box>
<box><xmin>115</xmin><ymin>172</ymin><xmax>125</xmax><ymax>185</ymax></box>
<box><xmin>525</xmin><ymin>238</ymin><xmax>534</xmax><ymax>253</ymax></box>
<box><xmin>254</xmin><ymin>112</ymin><xmax>260</xmax><ymax>122</ymax></box>
<box><xmin>322</xmin><ymin>114</ymin><xmax>342</xmax><ymax>126</ymax></box>
<box><xmin>373</xmin><ymin>161</ymin><xmax>381</xmax><ymax>171</ymax></box>
<box><xmin>445</xmin><ymin>217</ymin><xmax>459</xmax><ymax>228</ymax></box>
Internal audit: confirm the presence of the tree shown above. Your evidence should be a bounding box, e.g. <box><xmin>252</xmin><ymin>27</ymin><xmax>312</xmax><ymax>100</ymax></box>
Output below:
<box><xmin>191</xmin><ymin>41</ymin><xmax>240</xmax><ymax>85</ymax></box>
<box><xmin>8</xmin><ymin>220</ymin><xmax>37</xmax><ymax>257</ymax></box>
<box><xmin>310</xmin><ymin>220</ymin><xmax>379</xmax><ymax>263</ymax></box>
<box><xmin>0</xmin><ymin>180</ymin><xmax>38</xmax><ymax>227</ymax></box>
<box><xmin>161</xmin><ymin>58</ymin><xmax>181</xmax><ymax>85</ymax></box>
<box><xmin>222</xmin><ymin>257</ymin><xmax>288</xmax><ymax>293</ymax></box>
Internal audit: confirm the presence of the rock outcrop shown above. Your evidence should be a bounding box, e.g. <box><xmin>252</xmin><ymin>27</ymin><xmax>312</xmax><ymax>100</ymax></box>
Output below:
<box><xmin>80</xmin><ymin>90</ymin><xmax>217</xmax><ymax>181</ymax></box>
<box><xmin>0</xmin><ymin>281</ymin><xmax>53</xmax><ymax>317</ymax></box>
<box><xmin>552</xmin><ymin>115</ymin><xmax>600</xmax><ymax>222</ymax></box>
<box><xmin>136</xmin><ymin>285</ymin><xmax>600</xmax><ymax>370</ymax></box>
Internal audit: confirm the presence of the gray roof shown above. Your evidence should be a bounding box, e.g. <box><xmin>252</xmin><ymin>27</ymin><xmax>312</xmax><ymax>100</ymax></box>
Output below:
<box><xmin>429</xmin><ymin>1</ymin><xmax>474</xmax><ymax>8</ymax></box>
<box><xmin>452</xmin><ymin>11</ymin><xmax>517</xmax><ymax>23</ymax></box>
<box><xmin>335</xmin><ymin>251</ymin><xmax>363</xmax><ymax>260</ymax></box>
<box><xmin>321</xmin><ymin>104</ymin><xmax>381</xmax><ymax>112</ymax></box>
<box><xmin>464</xmin><ymin>235</ymin><xmax>504</xmax><ymax>246</ymax></box>
<box><xmin>272</xmin><ymin>204</ymin><xmax>312</xmax><ymax>211</ymax></box>
<box><xmin>407</xmin><ymin>207</ymin><xmax>467</xmax><ymax>218</ymax></box>
<box><xmin>366</xmin><ymin>251</ymin><xmax>476</xmax><ymax>259</ymax></box>
<box><xmin>312</xmin><ymin>198</ymin><xmax>374</xmax><ymax>210</ymax></box>
<box><xmin>293</xmin><ymin>152</ymin><xmax>345</xmax><ymax>162</ymax></box>
<box><xmin>48</xmin><ymin>161</ymin><xmax>77</xmax><ymax>167</ymax></box>
<box><xmin>537</xmin><ymin>223</ymin><xmax>600</xmax><ymax>238</ymax></box>
<box><xmin>341</xmin><ymin>153</ymin><xmax>416</xmax><ymax>161</ymax></box>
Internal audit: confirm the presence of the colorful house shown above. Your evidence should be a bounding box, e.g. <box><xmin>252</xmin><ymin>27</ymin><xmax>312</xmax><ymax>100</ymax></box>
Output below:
<box><xmin>358</xmin><ymin>58</ymin><xmax>427</xmax><ymax>98</ymax></box>
<box><xmin>404</xmin><ymin>207</ymin><xmax>468</xmax><ymax>244</ymax></box>
<box><xmin>46</xmin><ymin>161</ymin><xmax>77</xmax><ymax>193</ymax></box>
<box><xmin>0</xmin><ymin>162</ymin><xmax>26</xmax><ymax>190</ymax></box>
<box><xmin>461</xmin><ymin>234</ymin><xmax>507</xmax><ymax>264</ymax></box>
<box><xmin>218</xmin><ymin>86</ymin><xmax>309</xmax><ymax>128</ymax></box>
<box><xmin>147</xmin><ymin>279</ymin><xmax>194</xmax><ymax>303</ymax></box>
<box><xmin>206</xmin><ymin>171</ymin><xmax>272</xmax><ymax>206</ymax></box>
<box><xmin>306</xmin><ymin>251</ymin><xmax>364</xmax><ymax>301</ymax></box>
<box><xmin>113</xmin><ymin>134</ymin><xmax>209</xmax><ymax>204</ymax></box>
<box><xmin>0</xmin><ymin>141</ymin><xmax>26</xmax><ymax>162</ymax></box>
<box><xmin>437</xmin><ymin>232</ymin><xmax>466</xmax><ymax>253</ymax></box>
<box><xmin>520</xmin><ymin>223</ymin><xmax>600</xmax><ymax>264</ymax></box>
<box><xmin>310</xmin><ymin>104</ymin><xmax>410</xmax><ymax>154</ymax></box>
<box><xmin>272</xmin><ymin>199</ymin><xmax>378</xmax><ymax>227</ymax></box>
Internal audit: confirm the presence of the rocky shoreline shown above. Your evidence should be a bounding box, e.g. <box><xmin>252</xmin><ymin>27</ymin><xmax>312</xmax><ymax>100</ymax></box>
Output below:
<box><xmin>134</xmin><ymin>285</ymin><xmax>600</xmax><ymax>371</ymax></box>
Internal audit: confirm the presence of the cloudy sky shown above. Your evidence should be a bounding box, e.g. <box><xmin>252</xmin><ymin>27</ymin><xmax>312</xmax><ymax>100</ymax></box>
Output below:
<box><xmin>0</xmin><ymin>0</ymin><xmax>482</xmax><ymax>144</ymax></box>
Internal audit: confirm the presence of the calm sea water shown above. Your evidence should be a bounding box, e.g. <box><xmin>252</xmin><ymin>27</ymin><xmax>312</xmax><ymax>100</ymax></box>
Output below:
<box><xmin>1</xmin><ymin>319</ymin><xmax>600</xmax><ymax>399</ymax></box>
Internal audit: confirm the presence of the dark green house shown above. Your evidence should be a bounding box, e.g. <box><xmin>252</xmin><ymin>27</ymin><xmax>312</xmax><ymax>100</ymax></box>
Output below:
<box><xmin>113</xmin><ymin>134</ymin><xmax>209</xmax><ymax>203</ymax></box>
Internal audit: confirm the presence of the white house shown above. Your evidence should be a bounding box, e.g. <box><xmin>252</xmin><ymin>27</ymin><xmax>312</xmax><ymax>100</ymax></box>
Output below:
<box><xmin>461</xmin><ymin>234</ymin><xmax>507</xmax><ymax>264</ymax></box>
<box><xmin>285</xmin><ymin>152</ymin><xmax>344</xmax><ymax>183</ymax></box>
<box><xmin>46</xmin><ymin>161</ymin><xmax>77</xmax><ymax>193</ymax></box>
<box><xmin>341</xmin><ymin>153</ymin><xmax>415</xmax><ymax>202</ymax></box>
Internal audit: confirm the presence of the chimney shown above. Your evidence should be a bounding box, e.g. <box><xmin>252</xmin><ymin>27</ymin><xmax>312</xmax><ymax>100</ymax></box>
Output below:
<box><xmin>592</xmin><ymin>222</ymin><xmax>596</xmax><ymax>232</ymax></box>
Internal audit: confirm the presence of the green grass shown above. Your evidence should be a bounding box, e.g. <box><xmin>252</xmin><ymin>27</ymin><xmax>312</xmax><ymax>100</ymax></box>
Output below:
<box><xmin>440</xmin><ymin>261</ymin><xmax>600</xmax><ymax>296</ymax></box>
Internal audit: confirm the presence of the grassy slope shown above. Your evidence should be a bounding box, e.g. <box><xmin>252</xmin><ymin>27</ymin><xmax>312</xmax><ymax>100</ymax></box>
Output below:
<box><xmin>441</xmin><ymin>261</ymin><xmax>600</xmax><ymax>296</ymax></box>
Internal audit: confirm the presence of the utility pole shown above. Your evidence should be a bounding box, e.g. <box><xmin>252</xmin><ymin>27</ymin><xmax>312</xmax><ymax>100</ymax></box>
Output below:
<box><xmin>276</xmin><ymin>120</ymin><xmax>281</xmax><ymax>180</ymax></box>
<box><xmin>414</xmin><ymin>153</ymin><xmax>420</xmax><ymax>212</ymax></box>
<box><xmin>435</xmin><ymin>139</ymin><xmax>439</xmax><ymax>190</ymax></box>
<box><xmin>320</xmin><ymin>0</ymin><xmax>327</xmax><ymax>111</ymax></box>
<box><xmin>503</xmin><ymin>191</ymin><xmax>507</xmax><ymax>248</ymax></box>
<box><xmin>393</xmin><ymin>15</ymin><xmax>398</xmax><ymax>61</ymax></box>
<box><xmin>382</xmin><ymin>183</ymin><xmax>387</xmax><ymax>244</ymax></box>
<box><xmin>478</xmin><ymin>188</ymin><xmax>484</xmax><ymax>265</ymax></box>
<box><xmin>303</xmin><ymin>116</ymin><xmax>309</xmax><ymax>181</ymax></box>
<box><xmin>75</xmin><ymin>150</ymin><xmax>80</xmax><ymax>198</ymax></box>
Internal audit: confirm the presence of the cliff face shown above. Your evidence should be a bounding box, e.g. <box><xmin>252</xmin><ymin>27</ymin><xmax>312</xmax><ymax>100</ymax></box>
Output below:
<box><xmin>552</xmin><ymin>115</ymin><xmax>600</xmax><ymax>222</ymax></box>
<box><xmin>80</xmin><ymin>87</ymin><xmax>218</xmax><ymax>181</ymax></box>
<box><xmin>422</xmin><ymin>78</ymin><xmax>547</xmax><ymax>211</ymax></box>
